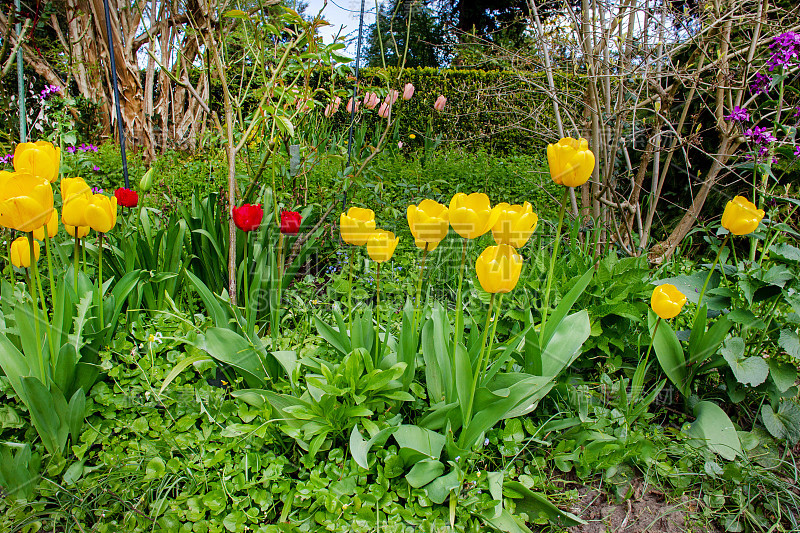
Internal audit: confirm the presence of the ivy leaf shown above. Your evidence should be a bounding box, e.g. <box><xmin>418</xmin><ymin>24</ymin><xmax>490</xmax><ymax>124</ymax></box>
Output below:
<box><xmin>721</xmin><ymin>337</ymin><xmax>769</xmax><ymax>386</ymax></box>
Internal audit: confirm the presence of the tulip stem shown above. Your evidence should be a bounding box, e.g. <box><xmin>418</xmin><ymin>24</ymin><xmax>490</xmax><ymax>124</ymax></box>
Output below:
<box><xmin>243</xmin><ymin>232</ymin><xmax>250</xmax><ymax>315</ymax></box>
<box><xmin>74</xmin><ymin>236</ymin><xmax>80</xmax><ymax>293</ymax></box>
<box><xmin>696</xmin><ymin>233</ymin><xmax>730</xmax><ymax>320</ymax></box>
<box><xmin>27</xmin><ymin>233</ymin><xmax>44</xmax><ymax>380</ymax></box>
<box><xmin>540</xmin><ymin>188</ymin><xmax>569</xmax><ymax>346</ymax></box>
<box><xmin>374</xmin><ymin>262</ymin><xmax>381</xmax><ymax>365</ymax></box>
<box><xmin>461</xmin><ymin>293</ymin><xmax>495</xmax><ymax>446</ymax></box>
<box><xmin>635</xmin><ymin>317</ymin><xmax>662</xmax><ymax>402</ymax></box>
<box><xmin>454</xmin><ymin>239</ymin><xmax>467</xmax><ymax>350</ymax></box>
<box><xmin>274</xmin><ymin>232</ymin><xmax>284</xmax><ymax>347</ymax></box>
<box><xmin>97</xmin><ymin>233</ymin><xmax>104</xmax><ymax>329</ymax></box>
<box><xmin>484</xmin><ymin>294</ymin><xmax>503</xmax><ymax>381</ymax></box>
<box><xmin>6</xmin><ymin>232</ymin><xmax>14</xmax><ymax>285</ymax></box>
<box><xmin>347</xmin><ymin>246</ymin><xmax>354</xmax><ymax>330</ymax></box>
<box><xmin>414</xmin><ymin>243</ymin><xmax>430</xmax><ymax>329</ymax></box>
<box><xmin>44</xmin><ymin>232</ymin><xmax>55</xmax><ymax>304</ymax></box>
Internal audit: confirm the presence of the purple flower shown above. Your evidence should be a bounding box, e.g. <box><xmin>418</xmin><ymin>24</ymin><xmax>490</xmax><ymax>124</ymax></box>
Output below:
<box><xmin>66</xmin><ymin>146</ymin><xmax>76</xmax><ymax>154</ymax></box>
<box><xmin>795</xmin><ymin>145</ymin><xmax>800</xmax><ymax>156</ymax></box>
<box><xmin>744</xmin><ymin>126</ymin><xmax>777</xmax><ymax>145</ymax></box>
<box><xmin>93</xmin><ymin>165</ymin><xmax>101</xmax><ymax>172</ymax></box>
<box><xmin>750</xmin><ymin>73</ymin><xmax>771</xmax><ymax>95</ymax></box>
<box><xmin>0</xmin><ymin>153</ymin><xmax>13</xmax><ymax>164</ymax></box>
<box><xmin>39</xmin><ymin>85</ymin><xmax>62</xmax><ymax>100</ymax></box>
<box><xmin>767</xmin><ymin>32</ymin><xmax>800</xmax><ymax>71</ymax></box>
<box><xmin>91</xmin><ymin>187</ymin><xmax>104</xmax><ymax>194</ymax></box>
<box><xmin>724</xmin><ymin>106</ymin><xmax>750</xmax><ymax>122</ymax></box>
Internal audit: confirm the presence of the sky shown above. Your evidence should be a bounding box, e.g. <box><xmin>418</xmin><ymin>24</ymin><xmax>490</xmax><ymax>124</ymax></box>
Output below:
<box><xmin>304</xmin><ymin>0</ymin><xmax>381</xmax><ymax>55</ymax></box>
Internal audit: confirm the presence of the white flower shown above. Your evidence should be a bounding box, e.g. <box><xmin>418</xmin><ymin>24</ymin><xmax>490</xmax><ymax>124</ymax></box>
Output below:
<box><xmin>148</xmin><ymin>332</ymin><xmax>164</xmax><ymax>345</ymax></box>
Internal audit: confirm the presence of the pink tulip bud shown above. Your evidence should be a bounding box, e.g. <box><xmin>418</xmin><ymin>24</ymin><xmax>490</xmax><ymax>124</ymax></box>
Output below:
<box><xmin>346</xmin><ymin>97</ymin><xmax>360</xmax><ymax>113</ymax></box>
<box><xmin>434</xmin><ymin>95</ymin><xmax>447</xmax><ymax>112</ymax></box>
<box><xmin>364</xmin><ymin>92</ymin><xmax>380</xmax><ymax>110</ymax></box>
<box><xmin>378</xmin><ymin>102</ymin><xmax>390</xmax><ymax>119</ymax></box>
<box><xmin>398</xmin><ymin>141</ymin><xmax>404</xmax><ymax>149</ymax></box>
<box><xmin>402</xmin><ymin>83</ymin><xmax>415</xmax><ymax>100</ymax></box>
<box><xmin>385</xmin><ymin>89</ymin><xmax>399</xmax><ymax>105</ymax></box>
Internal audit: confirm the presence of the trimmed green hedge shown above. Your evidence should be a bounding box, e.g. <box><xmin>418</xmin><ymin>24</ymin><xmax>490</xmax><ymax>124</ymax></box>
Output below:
<box><xmin>327</xmin><ymin>67</ymin><xmax>578</xmax><ymax>155</ymax></box>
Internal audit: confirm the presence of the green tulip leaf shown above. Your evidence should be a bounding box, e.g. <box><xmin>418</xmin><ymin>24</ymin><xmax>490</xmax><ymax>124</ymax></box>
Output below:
<box><xmin>686</xmin><ymin>401</ymin><xmax>742</xmax><ymax>460</ymax></box>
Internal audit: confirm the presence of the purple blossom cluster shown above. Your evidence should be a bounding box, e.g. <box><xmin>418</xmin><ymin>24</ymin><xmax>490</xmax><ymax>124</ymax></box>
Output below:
<box><xmin>744</xmin><ymin>126</ymin><xmax>777</xmax><ymax>161</ymax></box>
<box><xmin>40</xmin><ymin>85</ymin><xmax>61</xmax><ymax>100</ymax></box>
<box><xmin>91</xmin><ymin>187</ymin><xmax>104</xmax><ymax>194</ymax></box>
<box><xmin>795</xmin><ymin>146</ymin><xmax>800</xmax><ymax>157</ymax></box>
<box><xmin>66</xmin><ymin>143</ymin><xmax>99</xmax><ymax>154</ymax></box>
<box><xmin>724</xmin><ymin>106</ymin><xmax>750</xmax><ymax>122</ymax></box>
<box><xmin>0</xmin><ymin>153</ymin><xmax>13</xmax><ymax>165</ymax></box>
<box><xmin>767</xmin><ymin>32</ymin><xmax>800</xmax><ymax>71</ymax></box>
<box><xmin>750</xmin><ymin>73</ymin><xmax>771</xmax><ymax>95</ymax></box>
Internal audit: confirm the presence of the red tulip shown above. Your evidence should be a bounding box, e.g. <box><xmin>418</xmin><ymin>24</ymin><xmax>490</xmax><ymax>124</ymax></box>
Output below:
<box><xmin>232</xmin><ymin>203</ymin><xmax>263</xmax><ymax>232</ymax></box>
<box><xmin>114</xmin><ymin>187</ymin><xmax>139</xmax><ymax>207</ymax></box>
<box><xmin>280</xmin><ymin>210</ymin><xmax>302</xmax><ymax>234</ymax></box>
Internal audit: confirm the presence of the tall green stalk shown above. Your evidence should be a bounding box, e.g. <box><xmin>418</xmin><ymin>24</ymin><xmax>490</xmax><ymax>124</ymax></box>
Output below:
<box><xmin>74</xmin><ymin>236</ymin><xmax>80</xmax><ymax>293</ymax></box>
<box><xmin>97</xmin><ymin>233</ymin><xmax>104</xmax><ymax>329</ymax></box>
<box><xmin>454</xmin><ymin>239</ymin><xmax>467</xmax><ymax>350</ymax></box>
<box><xmin>44</xmin><ymin>232</ymin><xmax>55</xmax><ymax>304</ymax></box>
<box><xmin>695</xmin><ymin>233</ymin><xmax>730</xmax><ymax>319</ymax></box>
<box><xmin>540</xmin><ymin>188</ymin><xmax>569</xmax><ymax>345</ymax></box>
<box><xmin>26</xmin><ymin>233</ymin><xmax>44</xmax><ymax>379</ymax></box>
<box><xmin>462</xmin><ymin>293</ymin><xmax>496</xmax><ymax>435</ymax></box>
<box><xmin>413</xmin><ymin>244</ymin><xmax>429</xmax><ymax>329</ymax></box>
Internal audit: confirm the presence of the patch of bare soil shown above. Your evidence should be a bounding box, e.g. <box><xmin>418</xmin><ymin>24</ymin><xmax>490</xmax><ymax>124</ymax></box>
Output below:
<box><xmin>567</xmin><ymin>482</ymin><xmax>717</xmax><ymax>533</ymax></box>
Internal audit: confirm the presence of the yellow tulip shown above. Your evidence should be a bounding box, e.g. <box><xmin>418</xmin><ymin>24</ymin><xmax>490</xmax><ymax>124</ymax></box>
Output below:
<box><xmin>720</xmin><ymin>196</ymin><xmax>764</xmax><ymax>236</ymax></box>
<box><xmin>449</xmin><ymin>192</ymin><xmax>500</xmax><ymax>239</ymax></box>
<box><xmin>65</xmin><ymin>224</ymin><xmax>90</xmax><ymax>238</ymax></box>
<box><xmin>491</xmin><ymin>202</ymin><xmax>538</xmax><ymax>248</ymax></box>
<box><xmin>33</xmin><ymin>209</ymin><xmax>59</xmax><ymax>240</ymax></box>
<box><xmin>340</xmin><ymin>207</ymin><xmax>376</xmax><ymax>246</ymax></box>
<box><xmin>546</xmin><ymin>137</ymin><xmax>595</xmax><ymax>188</ymax></box>
<box><xmin>14</xmin><ymin>141</ymin><xmax>60</xmax><ymax>183</ymax></box>
<box><xmin>10</xmin><ymin>236</ymin><xmax>40</xmax><ymax>268</ymax></box>
<box><xmin>0</xmin><ymin>171</ymin><xmax>55</xmax><ymax>233</ymax></box>
<box><xmin>85</xmin><ymin>194</ymin><xmax>118</xmax><ymax>233</ymax></box>
<box><xmin>475</xmin><ymin>244</ymin><xmax>523</xmax><ymax>294</ymax></box>
<box><xmin>407</xmin><ymin>199</ymin><xmax>449</xmax><ymax>251</ymax></box>
<box><xmin>651</xmin><ymin>284</ymin><xmax>686</xmax><ymax>320</ymax></box>
<box><xmin>367</xmin><ymin>230</ymin><xmax>399</xmax><ymax>262</ymax></box>
<box><xmin>61</xmin><ymin>177</ymin><xmax>92</xmax><ymax>227</ymax></box>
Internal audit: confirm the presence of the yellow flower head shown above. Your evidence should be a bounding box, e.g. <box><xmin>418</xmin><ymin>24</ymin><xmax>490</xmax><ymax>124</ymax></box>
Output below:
<box><xmin>33</xmin><ymin>208</ymin><xmax>59</xmax><ymax>240</ymax></box>
<box><xmin>61</xmin><ymin>177</ymin><xmax>92</xmax><ymax>227</ymax></box>
<box><xmin>65</xmin><ymin>224</ymin><xmax>90</xmax><ymax>239</ymax></box>
<box><xmin>409</xmin><ymin>134</ymin><xmax>416</xmax><ymax>140</ymax></box>
<box><xmin>491</xmin><ymin>201</ymin><xmax>538</xmax><ymax>248</ymax></box>
<box><xmin>85</xmin><ymin>193</ymin><xmax>118</xmax><ymax>233</ymax></box>
<box><xmin>407</xmin><ymin>199</ymin><xmax>449</xmax><ymax>251</ymax></box>
<box><xmin>14</xmin><ymin>141</ymin><xmax>60</xmax><ymax>183</ymax></box>
<box><xmin>340</xmin><ymin>207</ymin><xmax>376</xmax><ymax>246</ymax></box>
<box><xmin>10</xmin><ymin>236</ymin><xmax>40</xmax><ymax>268</ymax></box>
<box><xmin>475</xmin><ymin>244</ymin><xmax>523</xmax><ymax>294</ymax></box>
<box><xmin>367</xmin><ymin>230</ymin><xmax>400</xmax><ymax>263</ymax></box>
<box><xmin>546</xmin><ymin>137</ymin><xmax>595</xmax><ymax>188</ymax></box>
<box><xmin>449</xmin><ymin>192</ymin><xmax>500</xmax><ymax>239</ymax></box>
<box><xmin>720</xmin><ymin>196</ymin><xmax>764</xmax><ymax>236</ymax></box>
<box><xmin>0</xmin><ymin>171</ymin><xmax>55</xmax><ymax>233</ymax></box>
<box><xmin>651</xmin><ymin>284</ymin><xmax>686</xmax><ymax>320</ymax></box>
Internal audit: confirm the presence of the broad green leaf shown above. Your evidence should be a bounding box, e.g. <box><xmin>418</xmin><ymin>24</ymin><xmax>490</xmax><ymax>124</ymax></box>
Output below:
<box><xmin>454</xmin><ymin>343</ymin><xmax>473</xmax><ymax>425</ymax></box>
<box><xmin>423</xmin><ymin>468</ymin><xmax>459</xmax><ymax>505</ymax></box>
<box><xmin>349</xmin><ymin>425</ymin><xmax>398</xmax><ymax>469</ymax></box>
<box><xmin>761</xmin><ymin>402</ymin><xmax>800</xmax><ymax>444</ymax></box>
<box><xmin>196</xmin><ymin>328</ymin><xmax>269</xmax><ymax>387</ymax></box>
<box><xmin>541</xmin><ymin>267</ymin><xmax>593</xmax><ymax>347</ymax></box>
<box><xmin>540</xmin><ymin>310</ymin><xmax>589</xmax><ymax>377</ymax></box>
<box><xmin>160</xmin><ymin>353</ymin><xmax>214</xmax><ymax>393</ymax></box>
<box><xmin>778</xmin><ymin>329</ymin><xmax>800</xmax><ymax>359</ymax></box>
<box><xmin>649</xmin><ymin>311</ymin><xmax>688</xmax><ymax>397</ymax></box>
<box><xmin>720</xmin><ymin>337</ymin><xmax>768</xmax><ymax>386</ymax></box>
<box><xmin>393</xmin><ymin>425</ymin><xmax>445</xmax><ymax>466</ymax></box>
<box><xmin>769</xmin><ymin>359</ymin><xmax>797</xmax><ymax>392</ymax></box>
<box><xmin>405</xmin><ymin>459</ymin><xmax>444</xmax><ymax>488</ymax></box>
<box><xmin>686</xmin><ymin>401</ymin><xmax>742</xmax><ymax>460</ymax></box>
<box><xmin>503</xmin><ymin>481</ymin><xmax>586</xmax><ymax>526</ymax></box>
